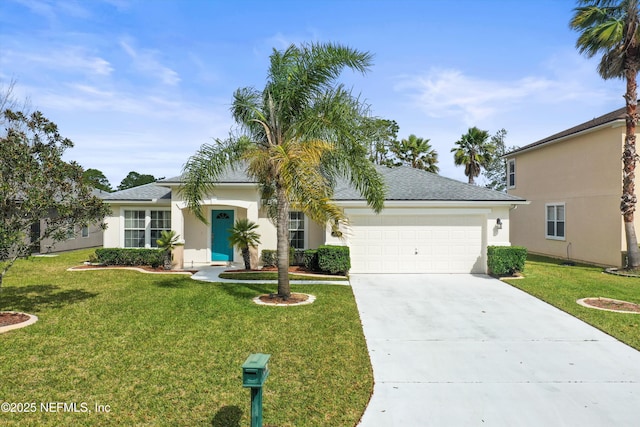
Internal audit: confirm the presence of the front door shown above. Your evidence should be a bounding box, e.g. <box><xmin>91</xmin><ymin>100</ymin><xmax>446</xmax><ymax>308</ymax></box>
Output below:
<box><xmin>211</xmin><ymin>210</ymin><xmax>234</xmax><ymax>261</ymax></box>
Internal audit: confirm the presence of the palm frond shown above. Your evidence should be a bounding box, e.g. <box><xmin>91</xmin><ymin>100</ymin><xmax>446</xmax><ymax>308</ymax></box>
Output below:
<box><xmin>179</xmin><ymin>137</ymin><xmax>250</xmax><ymax>222</ymax></box>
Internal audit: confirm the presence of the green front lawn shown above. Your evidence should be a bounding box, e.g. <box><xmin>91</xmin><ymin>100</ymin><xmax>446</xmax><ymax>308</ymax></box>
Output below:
<box><xmin>504</xmin><ymin>255</ymin><xmax>640</xmax><ymax>351</ymax></box>
<box><xmin>0</xmin><ymin>249</ymin><xmax>372</xmax><ymax>426</ymax></box>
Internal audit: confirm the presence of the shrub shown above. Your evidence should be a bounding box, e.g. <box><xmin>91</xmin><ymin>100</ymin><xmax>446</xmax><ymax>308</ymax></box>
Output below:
<box><xmin>260</xmin><ymin>249</ymin><xmax>277</xmax><ymax>267</ymax></box>
<box><xmin>290</xmin><ymin>248</ymin><xmax>305</xmax><ymax>266</ymax></box>
<box><xmin>487</xmin><ymin>246</ymin><xmax>527</xmax><ymax>276</ymax></box>
<box><xmin>317</xmin><ymin>245</ymin><xmax>350</xmax><ymax>275</ymax></box>
<box><xmin>95</xmin><ymin>248</ymin><xmax>164</xmax><ymax>268</ymax></box>
<box><xmin>303</xmin><ymin>249</ymin><xmax>319</xmax><ymax>272</ymax></box>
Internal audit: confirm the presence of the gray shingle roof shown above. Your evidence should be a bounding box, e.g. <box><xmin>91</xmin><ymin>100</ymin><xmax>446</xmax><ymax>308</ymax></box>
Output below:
<box><xmin>104</xmin><ymin>165</ymin><xmax>523</xmax><ymax>203</ymax></box>
<box><xmin>101</xmin><ymin>182</ymin><xmax>171</xmax><ymax>201</ymax></box>
<box><xmin>334</xmin><ymin>165</ymin><xmax>524</xmax><ymax>202</ymax></box>
<box><xmin>162</xmin><ymin>165</ymin><xmax>256</xmax><ymax>184</ymax></box>
<box><xmin>506</xmin><ymin>105</ymin><xmax>626</xmax><ymax>156</ymax></box>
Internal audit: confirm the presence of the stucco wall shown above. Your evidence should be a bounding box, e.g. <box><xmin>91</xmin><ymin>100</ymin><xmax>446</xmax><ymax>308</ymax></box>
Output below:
<box><xmin>507</xmin><ymin>124</ymin><xmax>625</xmax><ymax>266</ymax></box>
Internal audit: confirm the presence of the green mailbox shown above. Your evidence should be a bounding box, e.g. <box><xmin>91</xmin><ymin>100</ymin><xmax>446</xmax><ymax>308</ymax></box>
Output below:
<box><xmin>242</xmin><ymin>353</ymin><xmax>271</xmax><ymax>427</ymax></box>
<box><xmin>242</xmin><ymin>353</ymin><xmax>270</xmax><ymax>387</ymax></box>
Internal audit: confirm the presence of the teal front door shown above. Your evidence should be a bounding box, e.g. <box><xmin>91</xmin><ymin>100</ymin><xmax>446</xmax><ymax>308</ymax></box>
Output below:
<box><xmin>211</xmin><ymin>210</ymin><xmax>234</xmax><ymax>261</ymax></box>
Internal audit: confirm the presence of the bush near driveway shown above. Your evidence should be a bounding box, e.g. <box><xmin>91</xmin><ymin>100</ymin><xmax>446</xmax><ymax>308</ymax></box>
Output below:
<box><xmin>503</xmin><ymin>254</ymin><xmax>640</xmax><ymax>351</ymax></box>
<box><xmin>0</xmin><ymin>249</ymin><xmax>372</xmax><ymax>426</ymax></box>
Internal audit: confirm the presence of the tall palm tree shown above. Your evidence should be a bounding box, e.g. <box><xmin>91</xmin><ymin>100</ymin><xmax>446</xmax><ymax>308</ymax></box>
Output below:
<box><xmin>228</xmin><ymin>218</ymin><xmax>261</xmax><ymax>270</ymax></box>
<box><xmin>181</xmin><ymin>42</ymin><xmax>386</xmax><ymax>298</ymax></box>
<box><xmin>390</xmin><ymin>134</ymin><xmax>439</xmax><ymax>173</ymax></box>
<box><xmin>571</xmin><ymin>0</ymin><xmax>640</xmax><ymax>269</ymax></box>
<box><xmin>451</xmin><ymin>127</ymin><xmax>493</xmax><ymax>185</ymax></box>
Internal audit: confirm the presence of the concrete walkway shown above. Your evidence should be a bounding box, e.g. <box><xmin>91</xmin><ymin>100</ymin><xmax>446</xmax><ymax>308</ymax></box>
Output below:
<box><xmin>350</xmin><ymin>274</ymin><xmax>640</xmax><ymax>427</ymax></box>
<box><xmin>191</xmin><ymin>264</ymin><xmax>349</xmax><ymax>285</ymax></box>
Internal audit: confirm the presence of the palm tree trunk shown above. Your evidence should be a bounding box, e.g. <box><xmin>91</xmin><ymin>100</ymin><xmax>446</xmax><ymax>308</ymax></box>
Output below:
<box><xmin>275</xmin><ymin>183</ymin><xmax>291</xmax><ymax>298</ymax></box>
<box><xmin>622</xmin><ymin>63</ymin><xmax>640</xmax><ymax>269</ymax></box>
<box><xmin>241</xmin><ymin>247</ymin><xmax>251</xmax><ymax>270</ymax></box>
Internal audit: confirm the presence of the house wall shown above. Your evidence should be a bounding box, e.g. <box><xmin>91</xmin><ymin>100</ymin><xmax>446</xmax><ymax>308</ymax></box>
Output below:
<box><xmin>507</xmin><ymin>124</ymin><xmax>626</xmax><ymax>266</ymax></box>
<box><xmin>38</xmin><ymin>221</ymin><xmax>103</xmax><ymax>253</ymax></box>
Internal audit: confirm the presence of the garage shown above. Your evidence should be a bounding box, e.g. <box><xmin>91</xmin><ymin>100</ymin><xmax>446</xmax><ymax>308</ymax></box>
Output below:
<box><xmin>348</xmin><ymin>212</ymin><xmax>485</xmax><ymax>274</ymax></box>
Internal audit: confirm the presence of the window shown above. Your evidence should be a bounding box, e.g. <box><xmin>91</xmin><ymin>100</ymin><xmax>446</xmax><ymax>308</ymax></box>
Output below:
<box><xmin>546</xmin><ymin>204</ymin><xmax>565</xmax><ymax>240</ymax></box>
<box><xmin>124</xmin><ymin>210</ymin><xmax>146</xmax><ymax>247</ymax></box>
<box><xmin>81</xmin><ymin>225</ymin><xmax>89</xmax><ymax>238</ymax></box>
<box><xmin>124</xmin><ymin>209</ymin><xmax>171</xmax><ymax>248</ymax></box>
<box><xmin>289</xmin><ymin>211</ymin><xmax>305</xmax><ymax>249</ymax></box>
<box><xmin>507</xmin><ymin>159</ymin><xmax>516</xmax><ymax>189</ymax></box>
<box><xmin>150</xmin><ymin>210</ymin><xmax>171</xmax><ymax>248</ymax></box>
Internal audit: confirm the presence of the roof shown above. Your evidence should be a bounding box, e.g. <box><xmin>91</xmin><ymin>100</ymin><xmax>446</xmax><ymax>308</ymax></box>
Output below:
<box><xmin>161</xmin><ymin>166</ymin><xmax>256</xmax><ymax>184</ymax></box>
<box><xmin>506</xmin><ymin>105</ymin><xmax>626</xmax><ymax>157</ymax></box>
<box><xmin>334</xmin><ymin>165</ymin><xmax>524</xmax><ymax>202</ymax></box>
<box><xmin>104</xmin><ymin>164</ymin><xmax>523</xmax><ymax>203</ymax></box>
<box><xmin>101</xmin><ymin>182</ymin><xmax>172</xmax><ymax>202</ymax></box>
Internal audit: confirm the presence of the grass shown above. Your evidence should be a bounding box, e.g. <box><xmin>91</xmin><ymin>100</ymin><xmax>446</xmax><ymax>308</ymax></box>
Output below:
<box><xmin>503</xmin><ymin>254</ymin><xmax>640</xmax><ymax>351</ymax></box>
<box><xmin>218</xmin><ymin>272</ymin><xmax>348</xmax><ymax>281</ymax></box>
<box><xmin>0</xmin><ymin>249</ymin><xmax>372</xmax><ymax>426</ymax></box>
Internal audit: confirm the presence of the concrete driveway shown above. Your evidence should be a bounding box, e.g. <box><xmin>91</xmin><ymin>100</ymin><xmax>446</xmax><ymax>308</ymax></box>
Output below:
<box><xmin>350</xmin><ymin>274</ymin><xmax>640</xmax><ymax>426</ymax></box>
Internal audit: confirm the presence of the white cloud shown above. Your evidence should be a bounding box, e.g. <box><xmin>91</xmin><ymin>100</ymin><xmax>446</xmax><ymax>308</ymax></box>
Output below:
<box><xmin>394</xmin><ymin>57</ymin><xmax>618</xmax><ymax>127</ymax></box>
<box><xmin>2</xmin><ymin>47</ymin><xmax>113</xmax><ymax>76</ymax></box>
<box><xmin>119</xmin><ymin>38</ymin><xmax>181</xmax><ymax>86</ymax></box>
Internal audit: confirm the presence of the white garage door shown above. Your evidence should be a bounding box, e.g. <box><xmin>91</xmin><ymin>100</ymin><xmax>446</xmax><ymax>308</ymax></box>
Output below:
<box><xmin>349</xmin><ymin>214</ymin><xmax>485</xmax><ymax>274</ymax></box>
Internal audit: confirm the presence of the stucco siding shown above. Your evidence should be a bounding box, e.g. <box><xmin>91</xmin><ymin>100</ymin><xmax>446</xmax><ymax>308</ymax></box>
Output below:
<box><xmin>508</xmin><ymin>125</ymin><xmax>625</xmax><ymax>266</ymax></box>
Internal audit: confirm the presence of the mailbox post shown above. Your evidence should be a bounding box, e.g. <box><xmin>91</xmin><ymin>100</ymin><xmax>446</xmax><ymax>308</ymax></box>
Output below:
<box><xmin>242</xmin><ymin>353</ymin><xmax>271</xmax><ymax>427</ymax></box>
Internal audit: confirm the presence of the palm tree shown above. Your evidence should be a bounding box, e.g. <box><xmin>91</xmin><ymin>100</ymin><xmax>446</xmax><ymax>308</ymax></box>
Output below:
<box><xmin>390</xmin><ymin>134</ymin><xmax>439</xmax><ymax>173</ymax></box>
<box><xmin>181</xmin><ymin>42</ymin><xmax>386</xmax><ymax>298</ymax></box>
<box><xmin>156</xmin><ymin>230</ymin><xmax>183</xmax><ymax>270</ymax></box>
<box><xmin>451</xmin><ymin>127</ymin><xmax>493</xmax><ymax>184</ymax></box>
<box><xmin>228</xmin><ymin>218</ymin><xmax>261</xmax><ymax>270</ymax></box>
<box><xmin>571</xmin><ymin>0</ymin><xmax>640</xmax><ymax>269</ymax></box>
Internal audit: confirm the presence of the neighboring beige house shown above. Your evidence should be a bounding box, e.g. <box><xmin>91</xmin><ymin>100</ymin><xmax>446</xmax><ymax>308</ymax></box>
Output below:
<box><xmin>30</xmin><ymin>189</ymin><xmax>106</xmax><ymax>254</ymax></box>
<box><xmin>102</xmin><ymin>165</ymin><xmax>526</xmax><ymax>274</ymax></box>
<box><xmin>505</xmin><ymin>105</ymin><xmax>637</xmax><ymax>267</ymax></box>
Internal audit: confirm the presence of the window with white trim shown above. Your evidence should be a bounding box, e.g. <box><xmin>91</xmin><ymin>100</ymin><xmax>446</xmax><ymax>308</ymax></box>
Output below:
<box><xmin>546</xmin><ymin>204</ymin><xmax>565</xmax><ymax>240</ymax></box>
<box><xmin>124</xmin><ymin>209</ymin><xmax>171</xmax><ymax>248</ymax></box>
<box><xmin>289</xmin><ymin>211</ymin><xmax>305</xmax><ymax>249</ymax></box>
<box><xmin>124</xmin><ymin>210</ymin><xmax>146</xmax><ymax>247</ymax></box>
<box><xmin>81</xmin><ymin>225</ymin><xmax>89</xmax><ymax>238</ymax></box>
<box><xmin>150</xmin><ymin>211</ymin><xmax>171</xmax><ymax>248</ymax></box>
<box><xmin>507</xmin><ymin>159</ymin><xmax>516</xmax><ymax>189</ymax></box>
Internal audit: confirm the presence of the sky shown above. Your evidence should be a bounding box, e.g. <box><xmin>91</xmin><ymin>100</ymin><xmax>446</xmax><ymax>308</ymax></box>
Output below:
<box><xmin>0</xmin><ymin>0</ymin><xmax>627</xmax><ymax>188</ymax></box>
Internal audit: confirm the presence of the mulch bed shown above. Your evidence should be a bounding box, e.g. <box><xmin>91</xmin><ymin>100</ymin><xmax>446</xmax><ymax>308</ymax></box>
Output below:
<box><xmin>71</xmin><ymin>265</ymin><xmax>198</xmax><ymax>274</ymax></box>
<box><xmin>581</xmin><ymin>298</ymin><xmax>640</xmax><ymax>313</ymax></box>
<box><xmin>226</xmin><ymin>266</ymin><xmax>310</xmax><ymax>273</ymax></box>
<box><xmin>258</xmin><ymin>293</ymin><xmax>311</xmax><ymax>305</ymax></box>
<box><xmin>0</xmin><ymin>312</ymin><xmax>30</xmax><ymax>328</ymax></box>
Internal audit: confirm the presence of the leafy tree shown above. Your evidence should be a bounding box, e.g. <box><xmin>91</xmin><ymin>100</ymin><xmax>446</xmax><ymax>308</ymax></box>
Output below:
<box><xmin>571</xmin><ymin>0</ymin><xmax>640</xmax><ymax>268</ymax></box>
<box><xmin>181</xmin><ymin>42</ymin><xmax>385</xmax><ymax>299</ymax></box>
<box><xmin>117</xmin><ymin>171</ymin><xmax>158</xmax><ymax>191</ymax></box>
<box><xmin>227</xmin><ymin>219</ymin><xmax>261</xmax><ymax>270</ymax></box>
<box><xmin>481</xmin><ymin>129</ymin><xmax>519</xmax><ymax>191</ymax></box>
<box><xmin>0</xmin><ymin>108</ymin><xmax>110</xmax><ymax>289</ymax></box>
<box><xmin>83</xmin><ymin>168</ymin><xmax>113</xmax><ymax>192</ymax></box>
<box><xmin>390</xmin><ymin>134</ymin><xmax>439</xmax><ymax>173</ymax></box>
<box><xmin>362</xmin><ymin>118</ymin><xmax>399</xmax><ymax>165</ymax></box>
<box><xmin>451</xmin><ymin>127</ymin><xmax>494</xmax><ymax>185</ymax></box>
<box><xmin>156</xmin><ymin>230</ymin><xmax>183</xmax><ymax>270</ymax></box>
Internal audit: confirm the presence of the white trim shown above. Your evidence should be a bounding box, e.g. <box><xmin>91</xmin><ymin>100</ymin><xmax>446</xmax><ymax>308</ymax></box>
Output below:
<box><xmin>545</xmin><ymin>202</ymin><xmax>566</xmax><ymax>241</ymax></box>
<box><xmin>338</xmin><ymin>200</ymin><xmax>528</xmax><ymax>210</ymax></box>
<box><xmin>120</xmin><ymin>207</ymin><xmax>172</xmax><ymax>248</ymax></box>
<box><xmin>507</xmin><ymin>158</ymin><xmax>516</xmax><ymax>189</ymax></box>
<box><xmin>345</xmin><ymin>207</ymin><xmax>492</xmax><ymax>216</ymax></box>
<box><xmin>175</xmin><ymin>199</ymin><xmax>253</xmax><ymax>210</ymax></box>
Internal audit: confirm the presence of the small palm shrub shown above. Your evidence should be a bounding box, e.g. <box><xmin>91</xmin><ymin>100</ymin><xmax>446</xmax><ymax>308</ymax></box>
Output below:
<box><xmin>228</xmin><ymin>219</ymin><xmax>261</xmax><ymax>270</ymax></box>
<box><xmin>156</xmin><ymin>230</ymin><xmax>184</xmax><ymax>270</ymax></box>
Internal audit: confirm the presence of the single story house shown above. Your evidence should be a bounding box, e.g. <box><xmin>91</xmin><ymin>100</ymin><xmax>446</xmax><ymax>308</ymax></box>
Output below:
<box><xmin>101</xmin><ymin>165</ymin><xmax>526</xmax><ymax>274</ymax></box>
<box><xmin>505</xmin><ymin>105</ymin><xmax>635</xmax><ymax>267</ymax></box>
